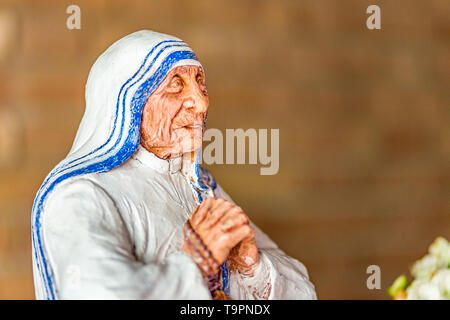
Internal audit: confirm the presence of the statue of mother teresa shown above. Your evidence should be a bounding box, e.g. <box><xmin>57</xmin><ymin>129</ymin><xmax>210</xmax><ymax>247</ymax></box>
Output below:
<box><xmin>31</xmin><ymin>30</ymin><xmax>316</xmax><ymax>300</ymax></box>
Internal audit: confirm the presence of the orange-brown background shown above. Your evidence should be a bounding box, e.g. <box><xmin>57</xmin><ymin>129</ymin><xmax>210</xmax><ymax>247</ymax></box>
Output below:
<box><xmin>0</xmin><ymin>0</ymin><xmax>449</xmax><ymax>299</ymax></box>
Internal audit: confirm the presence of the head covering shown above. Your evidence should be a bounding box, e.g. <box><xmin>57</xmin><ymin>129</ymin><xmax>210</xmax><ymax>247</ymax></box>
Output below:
<box><xmin>31</xmin><ymin>30</ymin><xmax>207</xmax><ymax>299</ymax></box>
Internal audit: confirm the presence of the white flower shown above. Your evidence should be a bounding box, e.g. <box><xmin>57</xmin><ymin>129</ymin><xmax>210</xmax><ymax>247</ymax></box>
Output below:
<box><xmin>410</xmin><ymin>237</ymin><xmax>450</xmax><ymax>281</ymax></box>
<box><xmin>429</xmin><ymin>237</ymin><xmax>450</xmax><ymax>269</ymax></box>
<box><xmin>411</xmin><ymin>255</ymin><xmax>439</xmax><ymax>281</ymax></box>
<box><xmin>406</xmin><ymin>280</ymin><xmax>441</xmax><ymax>300</ymax></box>
<box><xmin>393</xmin><ymin>237</ymin><xmax>450</xmax><ymax>300</ymax></box>
<box><xmin>431</xmin><ymin>269</ymin><xmax>450</xmax><ymax>299</ymax></box>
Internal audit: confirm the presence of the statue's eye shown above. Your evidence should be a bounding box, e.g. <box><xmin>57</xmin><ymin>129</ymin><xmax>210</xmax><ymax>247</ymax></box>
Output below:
<box><xmin>167</xmin><ymin>76</ymin><xmax>183</xmax><ymax>93</ymax></box>
<box><xmin>196</xmin><ymin>74</ymin><xmax>205</xmax><ymax>85</ymax></box>
<box><xmin>196</xmin><ymin>74</ymin><xmax>207</xmax><ymax>95</ymax></box>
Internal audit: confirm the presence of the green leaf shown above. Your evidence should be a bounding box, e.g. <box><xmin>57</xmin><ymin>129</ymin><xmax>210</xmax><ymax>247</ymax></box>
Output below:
<box><xmin>388</xmin><ymin>275</ymin><xmax>408</xmax><ymax>297</ymax></box>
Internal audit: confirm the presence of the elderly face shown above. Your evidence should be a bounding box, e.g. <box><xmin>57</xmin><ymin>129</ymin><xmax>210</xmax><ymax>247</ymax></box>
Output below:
<box><xmin>140</xmin><ymin>65</ymin><xmax>209</xmax><ymax>159</ymax></box>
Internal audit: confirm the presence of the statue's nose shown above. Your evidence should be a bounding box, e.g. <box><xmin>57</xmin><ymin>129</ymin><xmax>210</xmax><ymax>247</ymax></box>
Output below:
<box><xmin>182</xmin><ymin>95</ymin><xmax>208</xmax><ymax>113</ymax></box>
<box><xmin>182</xmin><ymin>98</ymin><xmax>195</xmax><ymax>109</ymax></box>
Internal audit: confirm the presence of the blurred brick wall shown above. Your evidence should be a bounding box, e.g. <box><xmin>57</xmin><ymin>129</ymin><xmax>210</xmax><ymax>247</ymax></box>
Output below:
<box><xmin>0</xmin><ymin>0</ymin><xmax>448</xmax><ymax>299</ymax></box>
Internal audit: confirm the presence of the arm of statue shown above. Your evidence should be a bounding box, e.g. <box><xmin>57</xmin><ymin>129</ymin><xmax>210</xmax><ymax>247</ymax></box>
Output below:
<box><xmin>214</xmin><ymin>184</ymin><xmax>317</xmax><ymax>300</ymax></box>
<box><xmin>42</xmin><ymin>179</ymin><xmax>211</xmax><ymax>299</ymax></box>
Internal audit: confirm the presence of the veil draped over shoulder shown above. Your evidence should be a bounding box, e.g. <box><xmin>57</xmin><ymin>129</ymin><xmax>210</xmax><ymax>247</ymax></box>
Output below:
<box><xmin>31</xmin><ymin>30</ymin><xmax>206</xmax><ymax>300</ymax></box>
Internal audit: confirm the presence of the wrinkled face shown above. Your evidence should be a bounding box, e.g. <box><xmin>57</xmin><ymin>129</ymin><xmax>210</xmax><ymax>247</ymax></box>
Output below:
<box><xmin>140</xmin><ymin>65</ymin><xmax>209</xmax><ymax>159</ymax></box>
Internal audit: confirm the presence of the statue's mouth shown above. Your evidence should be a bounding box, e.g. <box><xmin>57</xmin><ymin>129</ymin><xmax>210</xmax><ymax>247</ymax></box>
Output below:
<box><xmin>184</xmin><ymin>124</ymin><xmax>202</xmax><ymax>129</ymax></box>
<box><xmin>175</xmin><ymin>123</ymin><xmax>202</xmax><ymax>130</ymax></box>
<box><xmin>173</xmin><ymin>122</ymin><xmax>203</xmax><ymax>131</ymax></box>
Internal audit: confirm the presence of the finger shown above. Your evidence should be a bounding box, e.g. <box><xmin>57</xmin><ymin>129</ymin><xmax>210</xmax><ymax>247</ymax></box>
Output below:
<box><xmin>214</xmin><ymin>205</ymin><xmax>245</xmax><ymax>225</ymax></box>
<box><xmin>192</xmin><ymin>198</ymin><xmax>220</xmax><ymax>229</ymax></box>
<box><xmin>201</xmin><ymin>200</ymin><xmax>234</xmax><ymax>229</ymax></box>
<box><xmin>218</xmin><ymin>212</ymin><xmax>249</xmax><ymax>231</ymax></box>
<box><xmin>209</xmin><ymin>198</ymin><xmax>227</xmax><ymax>212</ymax></box>
<box><xmin>242</xmin><ymin>226</ymin><xmax>256</xmax><ymax>241</ymax></box>
<box><xmin>218</xmin><ymin>224</ymin><xmax>254</xmax><ymax>251</ymax></box>
<box><xmin>191</xmin><ymin>197</ymin><xmax>214</xmax><ymax>227</ymax></box>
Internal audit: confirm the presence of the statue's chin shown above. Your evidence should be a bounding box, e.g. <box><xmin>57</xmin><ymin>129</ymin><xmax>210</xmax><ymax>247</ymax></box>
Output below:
<box><xmin>180</xmin><ymin>146</ymin><xmax>201</xmax><ymax>158</ymax></box>
<box><xmin>179</xmin><ymin>138</ymin><xmax>202</xmax><ymax>155</ymax></box>
<box><xmin>160</xmin><ymin>148</ymin><xmax>200</xmax><ymax>160</ymax></box>
<box><xmin>142</xmin><ymin>137</ymin><xmax>202</xmax><ymax>160</ymax></box>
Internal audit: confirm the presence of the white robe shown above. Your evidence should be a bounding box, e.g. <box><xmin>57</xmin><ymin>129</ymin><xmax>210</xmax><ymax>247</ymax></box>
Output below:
<box><xmin>40</xmin><ymin>145</ymin><xmax>316</xmax><ymax>299</ymax></box>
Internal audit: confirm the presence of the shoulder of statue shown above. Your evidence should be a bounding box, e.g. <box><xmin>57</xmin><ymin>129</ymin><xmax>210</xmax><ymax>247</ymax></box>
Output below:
<box><xmin>43</xmin><ymin>175</ymin><xmax>113</xmax><ymax>209</ymax></box>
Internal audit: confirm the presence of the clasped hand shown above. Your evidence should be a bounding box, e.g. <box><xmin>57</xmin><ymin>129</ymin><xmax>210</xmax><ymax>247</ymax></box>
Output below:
<box><xmin>182</xmin><ymin>198</ymin><xmax>260</xmax><ymax>277</ymax></box>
